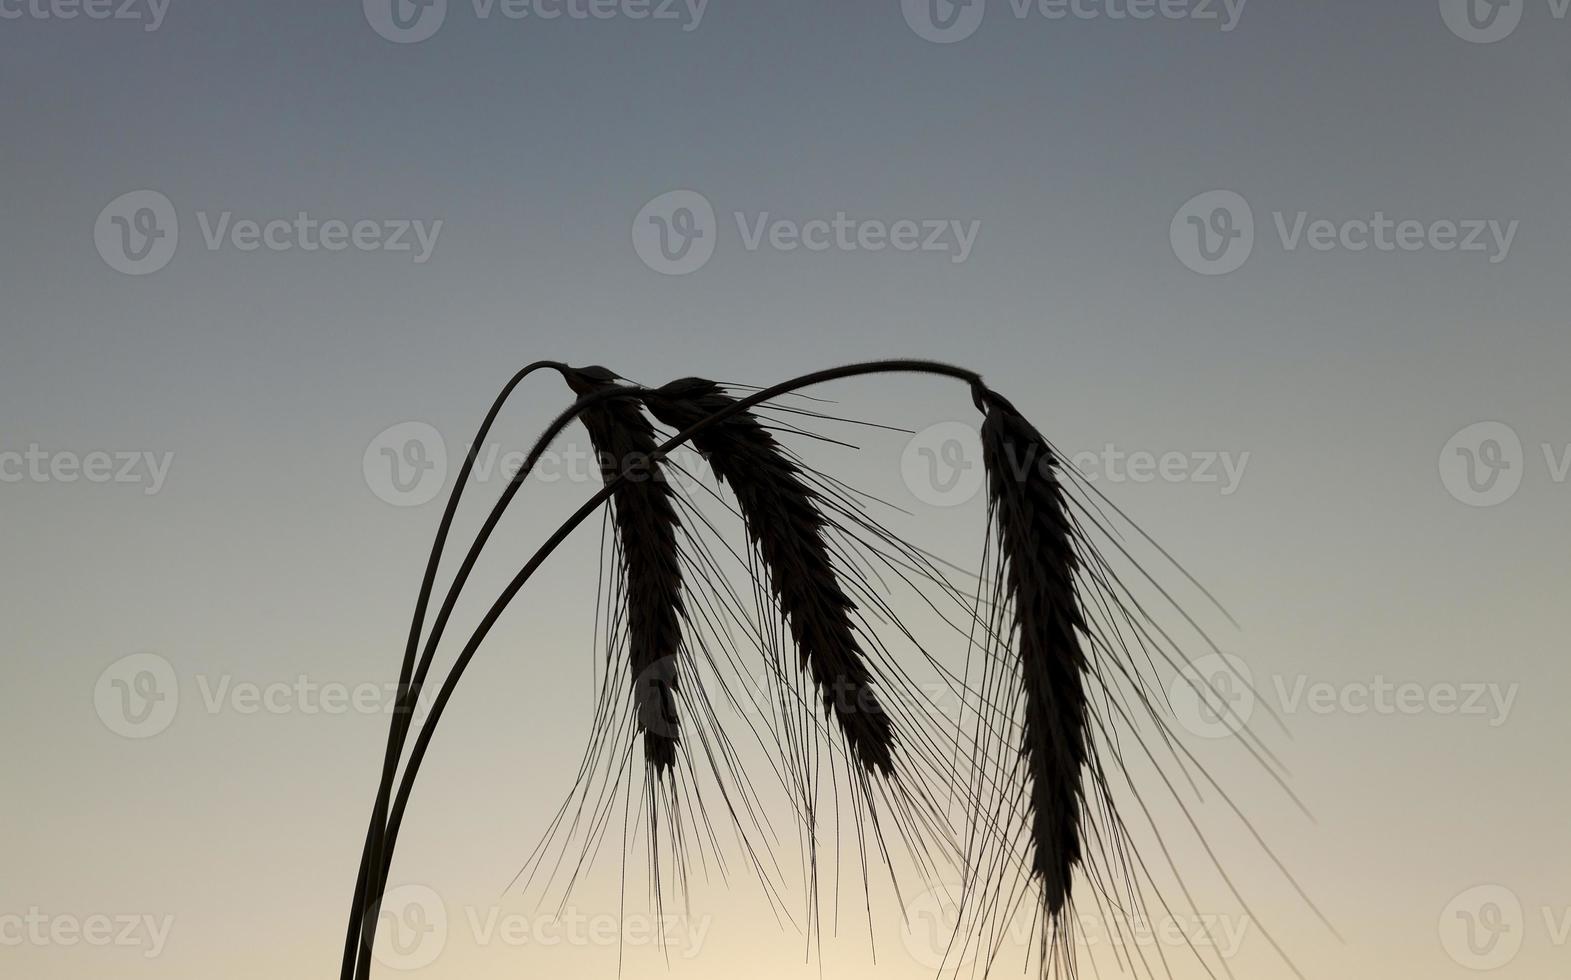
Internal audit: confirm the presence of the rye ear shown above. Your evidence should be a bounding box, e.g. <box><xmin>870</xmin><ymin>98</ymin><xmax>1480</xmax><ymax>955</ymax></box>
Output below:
<box><xmin>644</xmin><ymin>378</ymin><xmax>895</xmax><ymax>776</ymax></box>
<box><xmin>977</xmin><ymin>387</ymin><xmax>1090</xmax><ymax>921</ymax></box>
<box><xmin>565</xmin><ymin>369</ymin><xmax>684</xmax><ymax>772</ymax></box>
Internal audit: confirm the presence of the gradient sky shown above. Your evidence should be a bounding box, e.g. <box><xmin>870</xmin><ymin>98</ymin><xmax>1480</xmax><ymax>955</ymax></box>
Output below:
<box><xmin>4</xmin><ymin>1</ymin><xmax>1570</xmax><ymax>977</ymax></box>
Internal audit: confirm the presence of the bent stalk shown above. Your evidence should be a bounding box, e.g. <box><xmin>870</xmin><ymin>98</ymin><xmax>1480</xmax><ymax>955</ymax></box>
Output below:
<box><xmin>349</xmin><ymin>360</ymin><xmax>982</xmax><ymax>978</ymax></box>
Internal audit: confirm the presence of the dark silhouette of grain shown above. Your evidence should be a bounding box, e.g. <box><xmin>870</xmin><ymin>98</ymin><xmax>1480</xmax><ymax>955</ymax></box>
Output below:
<box><xmin>346</xmin><ymin>360</ymin><xmax>1308</xmax><ymax>980</ymax></box>
<box><xmin>977</xmin><ymin>387</ymin><xmax>1090</xmax><ymax>920</ymax></box>
<box><xmin>644</xmin><ymin>377</ymin><xmax>895</xmax><ymax>776</ymax></box>
<box><xmin>565</xmin><ymin>367</ymin><xmax>684</xmax><ymax>772</ymax></box>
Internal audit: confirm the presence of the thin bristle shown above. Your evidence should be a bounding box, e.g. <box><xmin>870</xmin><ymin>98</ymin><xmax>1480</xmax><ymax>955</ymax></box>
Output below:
<box><xmin>644</xmin><ymin>377</ymin><xmax>896</xmax><ymax>776</ymax></box>
<box><xmin>978</xmin><ymin>388</ymin><xmax>1091</xmax><ymax>920</ymax></box>
<box><xmin>565</xmin><ymin>369</ymin><xmax>684</xmax><ymax>773</ymax></box>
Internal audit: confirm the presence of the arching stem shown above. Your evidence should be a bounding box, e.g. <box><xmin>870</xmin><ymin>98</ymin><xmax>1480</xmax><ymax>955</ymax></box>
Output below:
<box><xmin>352</xmin><ymin>359</ymin><xmax>984</xmax><ymax>979</ymax></box>
<box><xmin>341</xmin><ymin>360</ymin><xmax>567</xmax><ymax>980</ymax></box>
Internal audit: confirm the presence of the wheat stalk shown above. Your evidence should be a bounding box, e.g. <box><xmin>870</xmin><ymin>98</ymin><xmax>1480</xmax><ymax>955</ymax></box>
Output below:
<box><xmin>644</xmin><ymin>377</ymin><xmax>895</xmax><ymax>776</ymax></box>
<box><xmin>977</xmin><ymin>387</ymin><xmax>1090</xmax><ymax>930</ymax></box>
<box><xmin>346</xmin><ymin>359</ymin><xmax>1309</xmax><ymax>980</ymax></box>
<box><xmin>564</xmin><ymin>366</ymin><xmax>685</xmax><ymax>772</ymax></box>
<box><xmin>347</xmin><ymin>363</ymin><xmax>980</xmax><ymax>974</ymax></box>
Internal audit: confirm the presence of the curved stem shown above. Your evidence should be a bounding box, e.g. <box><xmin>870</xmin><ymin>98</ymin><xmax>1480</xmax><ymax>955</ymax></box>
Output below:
<box><xmin>342</xmin><ymin>361</ymin><xmax>566</xmax><ymax>980</ymax></box>
<box><xmin>354</xmin><ymin>359</ymin><xmax>982</xmax><ymax>978</ymax></box>
<box><xmin>350</xmin><ymin>380</ymin><xmax>649</xmax><ymax>980</ymax></box>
